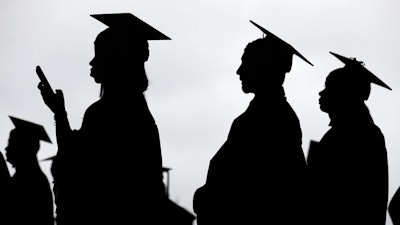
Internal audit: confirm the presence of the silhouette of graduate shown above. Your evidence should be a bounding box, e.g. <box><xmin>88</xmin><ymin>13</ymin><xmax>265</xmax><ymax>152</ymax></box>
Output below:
<box><xmin>3</xmin><ymin>116</ymin><xmax>54</xmax><ymax>225</ymax></box>
<box><xmin>307</xmin><ymin>52</ymin><xmax>390</xmax><ymax>225</ymax></box>
<box><xmin>38</xmin><ymin>13</ymin><xmax>169</xmax><ymax>225</ymax></box>
<box><xmin>193</xmin><ymin>21</ymin><xmax>312</xmax><ymax>225</ymax></box>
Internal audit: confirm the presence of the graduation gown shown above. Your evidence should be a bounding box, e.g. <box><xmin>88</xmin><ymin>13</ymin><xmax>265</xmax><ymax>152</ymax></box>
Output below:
<box><xmin>52</xmin><ymin>94</ymin><xmax>165</xmax><ymax>225</ymax></box>
<box><xmin>307</xmin><ymin>107</ymin><xmax>388</xmax><ymax>225</ymax></box>
<box><xmin>194</xmin><ymin>88</ymin><xmax>306</xmax><ymax>225</ymax></box>
<box><xmin>8</xmin><ymin>164</ymin><xmax>54</xmax><ymax>225</ymax></box>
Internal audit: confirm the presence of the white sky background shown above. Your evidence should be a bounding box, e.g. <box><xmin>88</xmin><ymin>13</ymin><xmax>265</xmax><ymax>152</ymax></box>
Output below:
<box><xmin>1</xmin><ymin>0</ymin><xmax>400</xmax><ymax>224</ymax></box>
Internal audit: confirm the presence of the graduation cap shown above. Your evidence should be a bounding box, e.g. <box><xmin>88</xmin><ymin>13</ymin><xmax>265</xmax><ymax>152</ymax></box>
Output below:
<box><xmin>330</xmin><ymin>51</ymin><xmax>392</xmax><ymax>90</ymax></box>
<box><xmin>91</xmin><ymin>13</ymin><xmax>171</xmax><ymax>40</ymax></box>
<box><xmin>9</xmin><ymin>116</ymin><xmax>52</xmax><ymax>143</ymax></box>
<box><xmin>250</xmin><ymin>20</ymin><xmax>313</xmax><ymax>67</ymax></box>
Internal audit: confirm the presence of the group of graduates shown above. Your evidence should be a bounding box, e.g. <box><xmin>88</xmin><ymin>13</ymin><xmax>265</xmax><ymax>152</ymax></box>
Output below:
<box><xmin>0</xmin><ymin>12</ymin><xmax>399</xmax><ymax>225</ymax></box>
<box><xmin>194</xmin><ymin>21</ymin><xmax>395</xmax><ymax>225</ymax></box>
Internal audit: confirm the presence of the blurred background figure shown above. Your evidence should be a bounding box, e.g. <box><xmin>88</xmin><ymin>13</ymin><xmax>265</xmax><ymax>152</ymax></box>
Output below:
<box><xmin>162</xmin><ymin>167</ymin><xmax>196</xmax><ymax>225</ymax></box>
<box><xmin>3</xmin><ymin>116</ymin><xmax>54</xmax><ymax>225</ymax></box>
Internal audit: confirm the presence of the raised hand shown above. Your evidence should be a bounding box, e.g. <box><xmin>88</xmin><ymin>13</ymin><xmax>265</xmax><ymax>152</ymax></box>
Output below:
<box><xmin>37</xmin><ymin>83</ymin><xmax>66</xmax><ymax>115</ymax></box>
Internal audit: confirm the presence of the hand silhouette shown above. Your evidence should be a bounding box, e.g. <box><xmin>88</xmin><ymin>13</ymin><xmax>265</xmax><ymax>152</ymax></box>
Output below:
<box><xmin>38</xmin><ymin>83</ymin><xmax>66</xmax><ymax>114</ymax></box>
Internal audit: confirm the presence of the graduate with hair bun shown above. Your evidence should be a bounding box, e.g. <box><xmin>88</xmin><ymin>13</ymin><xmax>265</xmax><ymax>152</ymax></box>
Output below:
<box><xmin>307</xmin><ymin>52</ymin><xmax>390</xmax><ymax>225</ymax></box>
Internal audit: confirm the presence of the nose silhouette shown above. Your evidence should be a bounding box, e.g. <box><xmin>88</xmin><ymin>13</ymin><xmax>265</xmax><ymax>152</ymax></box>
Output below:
<box><xmin>236</xmin><ymin>65</ymin><xmax>242</xmax><ymax>76</ymax></box>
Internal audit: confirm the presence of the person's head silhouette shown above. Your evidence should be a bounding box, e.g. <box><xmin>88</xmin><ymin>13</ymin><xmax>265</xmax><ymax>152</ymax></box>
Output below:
<box><xmin>89</xmin><ymin>13</ymin><xmax>170</xmax><ymax>95</ymax></box>
<box><xmin>236</xmin><ymin>20</ymin><xmax>313</xmax><ymax>94</ymax></box>
<box><xmin>319</xmin><ymin>52</ymin><xmax>391</xmax><ymax>114</ymax></box>
<box><xmin>5</xmin><ymin>116</ymin><xmax>51</xmax><ymax>168</ymax></box>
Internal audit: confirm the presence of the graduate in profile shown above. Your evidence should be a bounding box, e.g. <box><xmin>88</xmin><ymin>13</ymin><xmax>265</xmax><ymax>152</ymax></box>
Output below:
<box><xmin>307</xmin><ymin>52</ymin><xmax>390</xmax><ymax>225</ymax></box>
<box><xmin>2</xmin><ymin>116</ymin><xmax>54</xmax><ymax>225</ymax></box>
<box><xmin>38</xmin><ymin>13</ymin><xmax>169</xmax><ymax>225</ymax></box>
<box><xmin>193</xmin><ymin>20</ymin><xmax>313</xmax><ymax>225</ymax></box>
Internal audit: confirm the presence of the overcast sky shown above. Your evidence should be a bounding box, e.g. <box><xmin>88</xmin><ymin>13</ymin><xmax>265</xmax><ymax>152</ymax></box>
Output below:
<box><xmin>1</xmin><ymin>0</ymin><xmax>400</xmax><ymax>224</ymax></box>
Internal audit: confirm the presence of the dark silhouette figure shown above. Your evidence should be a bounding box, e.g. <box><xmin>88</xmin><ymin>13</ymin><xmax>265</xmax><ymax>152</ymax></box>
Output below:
<box><xmin>193</xmin><ymin>20</ymin><xmax>312</xmax><ymax>225</ymax></box>
<box><xmin>38</xmin><ymin>13</ymin><xmax>170</xmax><ymax>225</ymax></box>
<box><xmin>3</xmin><ymin>116</ymin><xmax>54</xmax><ymax>225</ymax></box>
<box><xmin>162</xmin><ymin>168</ymin><xmax>196</xmax><ymax>225</ymax></box>
<box><xmin>389</xmin><ymin>186</ymin><xmax>400</xmax><ymax>225</ymax></box>
<box><xmin>0</xmin><ymin>143</ymin><xmax>11</xmax><ymax>225</ymax></box>
<box><xmin>0</xmin><ymin>149</ymin><xmax>10</xmax><ymax>183</ymax></box>
<box><xmin>307</xmin><ymin>52</ymin><xmax>390</xmax><ymax>225</ymax></box>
